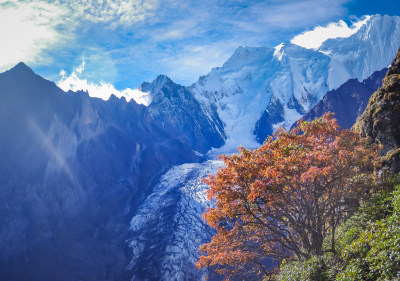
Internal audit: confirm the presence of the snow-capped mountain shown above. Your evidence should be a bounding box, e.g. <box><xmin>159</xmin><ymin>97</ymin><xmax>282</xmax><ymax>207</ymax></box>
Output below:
<box><xmin>319</xmin><ymin>15</ymin><xmax>400</xmax><ymax>83</ymax></box>
<box><xmin>190</xmin><ymin>14</ymin><xmax>400</xmax><ymax>147</ymax></box>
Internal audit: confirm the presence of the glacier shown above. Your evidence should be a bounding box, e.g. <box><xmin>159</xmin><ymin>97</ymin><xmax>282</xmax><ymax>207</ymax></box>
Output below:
<box><xmin>128</xmin><ymin>160</ymin><xmax>223</xmax><ymax>281</ymax></box>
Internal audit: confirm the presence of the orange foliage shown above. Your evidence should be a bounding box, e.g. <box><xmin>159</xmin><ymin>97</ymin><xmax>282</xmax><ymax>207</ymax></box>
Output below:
<box><xmin>197</xmin><ymin>113</ymin><xmax>380</xmax><ymax>280</ymax></box>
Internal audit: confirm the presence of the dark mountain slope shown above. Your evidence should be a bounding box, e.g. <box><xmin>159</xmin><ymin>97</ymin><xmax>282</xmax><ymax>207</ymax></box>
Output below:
<box><xmin>300</xmin><ymin>68</ymin><xmax>387</xmax><ymax>129</ymax></box>
<box><xmin>141</xmin><ymin>75</ymin><xmax>225</xmax><ymax>153</ymax></box>
<box><xmin>0</xmin><ymin>63</ymin><xmax>197</xmax><ymax>281</ymax></box>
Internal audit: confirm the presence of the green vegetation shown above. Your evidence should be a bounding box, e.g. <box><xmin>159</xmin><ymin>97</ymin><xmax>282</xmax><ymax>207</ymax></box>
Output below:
<box><xmin>276</xmin><ymin>175</ymin><xmax>400</xmax><ymax>281</ymax></box>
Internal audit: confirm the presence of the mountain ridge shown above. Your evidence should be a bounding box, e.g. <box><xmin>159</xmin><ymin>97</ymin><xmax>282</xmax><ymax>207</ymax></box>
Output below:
<box><xmin>0</xmin><ymin>63</ymin><xmax>199</xmax><ymax>281</ymax></box>
<box><xmin>140</xmin><ymin>74</ymin><xmax>226</xmax><ymax>153</ymax></box>
<box><xmin>300</xmin><ymin>67</ymin><xmax>388</xmax><ymax>129</ymax></box>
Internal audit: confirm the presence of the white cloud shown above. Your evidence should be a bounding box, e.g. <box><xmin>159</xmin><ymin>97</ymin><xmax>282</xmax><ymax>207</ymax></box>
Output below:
<box><xmin>0</xmin><ymin>0</ymin><xmax>358</xmax><ymax>87</ymax></box>
<box><xmin>0</xmin><ymin>0</ymin><xmax>161</xmax><ymax>71</ymax></box>
<box><xmin>52</xmin><ymin>0</ymin><xmax>160</xmax><ymax>27</ymax></box>
<box><xmin>58</xmin><ymin>59</ymin><xmax>152</xmax><ymax>106</ymax></box>
<box><xmin>242</xmin><ymin>0</ymin><xmax>350</xmax><ymax>30</ymax></box>
<box><xmin>152</xmin><ymin>19</ymin><xmax>200</xmax><ymax>42</ymax></box>
<box><xmin>291</xmin><ymin>16</ymin><xmax>371</xmax><ymax>49</ymax></box>
<box><xmin>0</xmin><ymin>0</ymin><xmax>69</xmax><ymax>71</ymax></box>
<box><xmin>75</xmin><ymin>58</ymin><xmax>85</xmax><ymax>74</ymax></box>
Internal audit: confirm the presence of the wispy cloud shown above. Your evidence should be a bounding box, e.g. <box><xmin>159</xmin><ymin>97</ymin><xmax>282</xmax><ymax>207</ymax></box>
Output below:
<box><xmin>0</xmin><ymin>0</ymin><xmax>358</xmax><ymax>88</ymax></box>
<box><xmin>0</xmin><ymin>0</ymin><xmax>71</xmax><ymax>71</ymax></box>
<box><xmin>247</xmin><ymin>0</ymin><xmax>350</xmax><ymax>29</ymax></box>
<box><xmin>158</xmin><ymin>42</ymin><xmax>236</xmax><ymax>85</ymax></box>
<box><xmin>0</xmin><ymin>0</ymin><xmax>161</xmax><ymax>71</ymax></box>
<box><xmin>51</xmin><ymin>0</ymin><xmax>160</xmax><ymax>27</ymax></box>
<box><xmin>58</xmin><ymin>58</ymin><xmax>152</xmax><ymax>105</ymax></box>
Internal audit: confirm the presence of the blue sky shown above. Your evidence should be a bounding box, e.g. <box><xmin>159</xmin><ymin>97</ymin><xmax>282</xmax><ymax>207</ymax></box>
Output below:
<box><xmin>0</xmin><ymin>0</ymin><xmax>399</xmax><ymax>99</ymax></box>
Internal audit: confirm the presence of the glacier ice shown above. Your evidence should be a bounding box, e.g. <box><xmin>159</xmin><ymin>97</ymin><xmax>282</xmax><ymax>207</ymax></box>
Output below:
<box><xmin>128</xmin><ymin>160</ymin><xmax>223</xmax><ymax>281</ymax></box>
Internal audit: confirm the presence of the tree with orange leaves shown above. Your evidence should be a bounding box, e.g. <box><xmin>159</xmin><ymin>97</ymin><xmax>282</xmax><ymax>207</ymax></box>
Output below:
<box><xmin>197</xmin><ymin>113</ymin><xmax>380</xmax><ymax>280</ymax></box>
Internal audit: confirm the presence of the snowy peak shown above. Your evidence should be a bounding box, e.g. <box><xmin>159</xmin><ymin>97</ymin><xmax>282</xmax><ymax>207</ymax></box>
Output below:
<box><xmin>222</xmin><ymin>46</ymin><xmax>274</xmax><ymax>69</ymax></box>
<box><xmin>190</xmin><ymin>14</ymin><xmax>400</xmax><ymax>149</ymax></box>
<box><xmin>338</xmin><ymin>14</ymin><xmax>398</xmax><ymax>43</ymax></box>
<box><xmin>141</xmin><ymin>73</ymin><xmax>225</xmax><ymax>153</ymax></box>
<box><xmin>191</xmin><ymin>43</ymin><xmax>332</xmax><ymax>150</ymax></box>
<box><xmin>154</xmin><ymin>74</ymin><xmax>173</xmax><ymax>84</ymax></box>
<box><xmin>273</xmin><ymin>43</ymin><xmax>285</xmax><ymax>61</ymax></box>
<box><xmin>319</xmin><ymin>14</ymin><xmax>400</xmax><ymax>82</ymax></box>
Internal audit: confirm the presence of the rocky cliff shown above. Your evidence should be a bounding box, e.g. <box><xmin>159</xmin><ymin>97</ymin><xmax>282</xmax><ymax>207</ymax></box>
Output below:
<box><xmin>354</xmin><ymin>48</ymin><xmax>400</xmax><ymax>173</ymax></box>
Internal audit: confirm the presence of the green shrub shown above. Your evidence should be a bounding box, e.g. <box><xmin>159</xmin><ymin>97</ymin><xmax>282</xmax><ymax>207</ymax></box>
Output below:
<box><xmin>334</xmin><ymin>185</ymin><xmax>394</xmax><ymax>255</ymax></box>
<box><xmin>337</xmin><ymin>187</ymin><xmax>400</xmax><ymax>281</ymax></box>
<box><xmin>276</xmin><ymin>256</ymin><xmax>331</xmax><ymax>281</ymax></box>
<box><xmin>275</xmin><ymin>175</ymin><xmax>400</xmax><ymax>281</ymax></box>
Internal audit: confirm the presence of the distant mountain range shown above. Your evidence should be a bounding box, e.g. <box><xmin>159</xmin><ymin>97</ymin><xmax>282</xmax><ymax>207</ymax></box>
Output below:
<box><xmin>0</xmin><ymin>14</ymin><xmax>399</xmax><ymax>281</ymax></box>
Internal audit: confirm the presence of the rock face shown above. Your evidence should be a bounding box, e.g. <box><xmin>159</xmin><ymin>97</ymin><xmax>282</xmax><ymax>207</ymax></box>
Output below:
<box><xmin>301</xmin><ymin>68</ymin><xmax>387</xmax><ymax>129</ymax></box>
<box><xmin>140</xmin><ymin>75</ymin><xmax>225</xmax><ymax>154</ymax></box>
<box><xmin>0</xmin><ymin>63</ymin><xmax>198</xmax><ymax>281</ymax></box>
<box><xmin>354</xmin><ymin>48</ymin><xmax>400</xmax><ymax>173</ymax></box>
